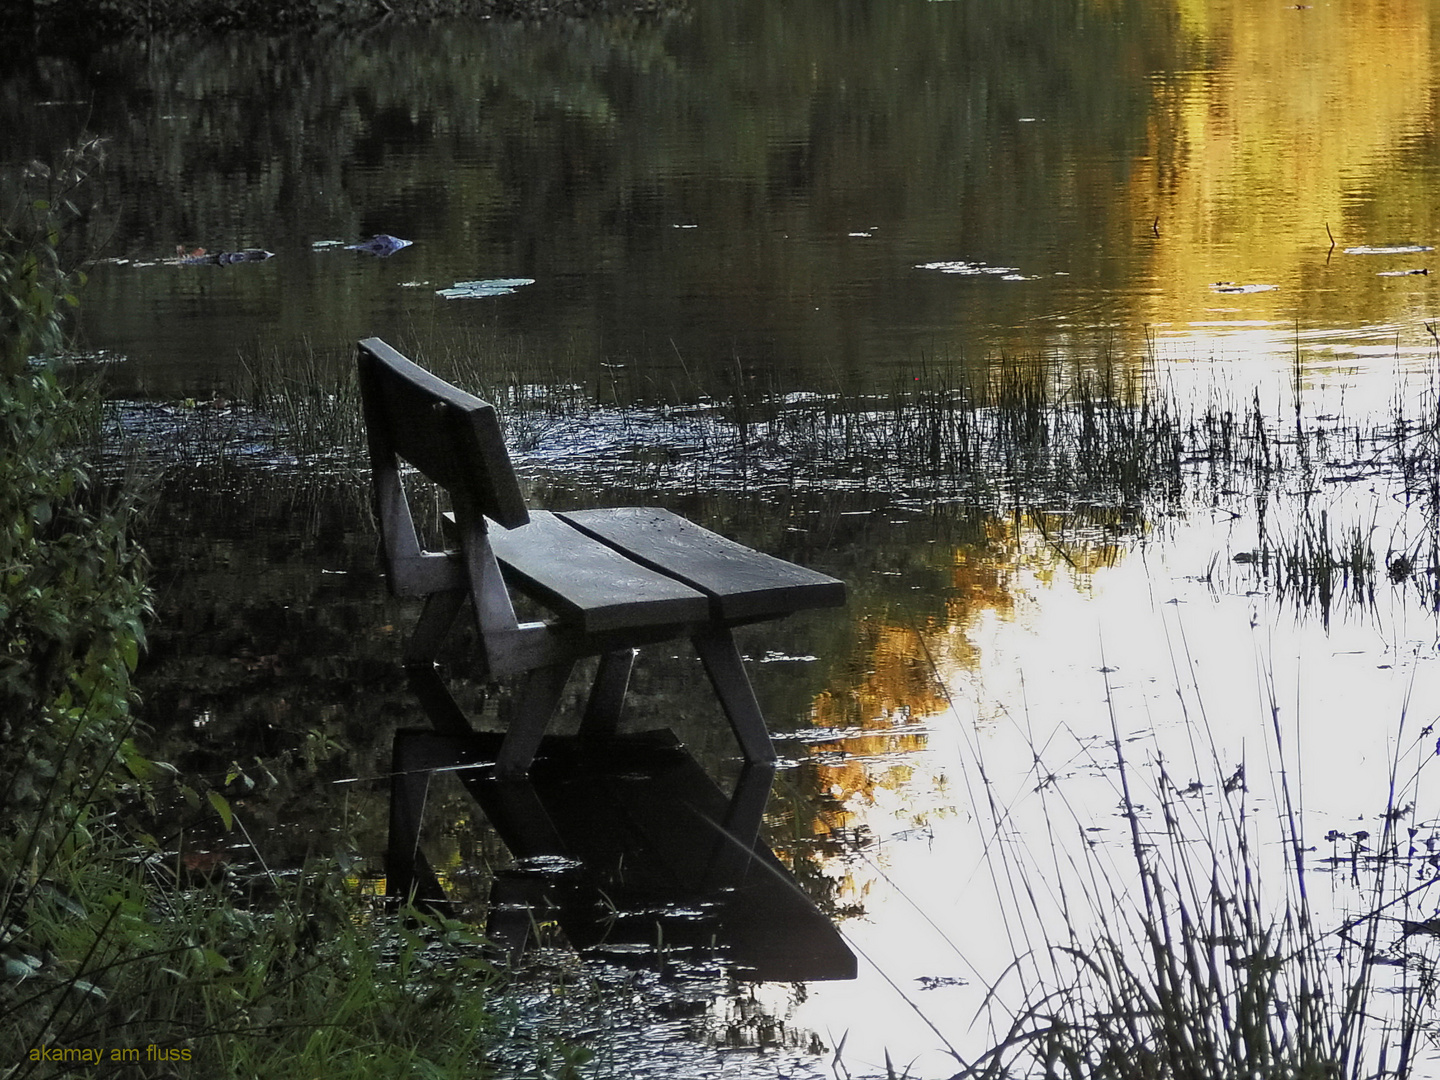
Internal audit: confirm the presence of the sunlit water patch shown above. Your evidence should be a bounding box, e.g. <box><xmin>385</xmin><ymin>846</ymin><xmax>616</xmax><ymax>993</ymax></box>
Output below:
<box><xmin>775</xmin><ymin>497</ymin><xmax>1440</xmax><ymax>1076</ymax></box>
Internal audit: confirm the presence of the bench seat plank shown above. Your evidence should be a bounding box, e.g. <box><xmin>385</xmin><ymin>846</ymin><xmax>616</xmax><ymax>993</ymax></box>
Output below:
<box><xmin>488</xmin><ymin>511</ymin><xmax>710</xmax><ymax>634</ymax></box>
<box><xmin>559</xmin><ymin>507</ymin><xmax>846</xmax><ymax>622</ymax></box>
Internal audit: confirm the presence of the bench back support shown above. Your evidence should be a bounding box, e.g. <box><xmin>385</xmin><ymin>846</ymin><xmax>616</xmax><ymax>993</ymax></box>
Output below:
<box><xmin>358</xmin><ymin>338</ymin><xmax>528</xmax><ymax>527</ymax></box>
<box><xmin>358</xmin><ymin>338</ymin><xmax>531</xmax><ymax>662</ymax></box>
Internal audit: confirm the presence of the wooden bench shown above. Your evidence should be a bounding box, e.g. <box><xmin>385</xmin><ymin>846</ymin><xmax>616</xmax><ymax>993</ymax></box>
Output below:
<box><xmin>357</xmin><ymin>337</ymin><xmax>846</xmax><ymax>779</ymax></box>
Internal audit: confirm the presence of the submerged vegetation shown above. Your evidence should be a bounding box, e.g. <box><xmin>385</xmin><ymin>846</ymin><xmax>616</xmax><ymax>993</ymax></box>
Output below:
<box><xmin>231</xmin><ymin>336</ymin><xmax>1440</xmax><ymax>623</ymax></box>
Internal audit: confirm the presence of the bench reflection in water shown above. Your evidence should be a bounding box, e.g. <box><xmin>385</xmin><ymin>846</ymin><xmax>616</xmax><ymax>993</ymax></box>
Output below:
<box><xmin>388</xmin><ymin>720</ymin><xmax>857</xmax><ymax>982</ymax></box>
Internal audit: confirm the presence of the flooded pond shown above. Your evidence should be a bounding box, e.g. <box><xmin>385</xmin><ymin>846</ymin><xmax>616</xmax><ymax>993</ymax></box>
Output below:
<box><xmin>7</xmin><ymin>0</ymin><xmax>1440</xmax><ymax>1074</ymax></box>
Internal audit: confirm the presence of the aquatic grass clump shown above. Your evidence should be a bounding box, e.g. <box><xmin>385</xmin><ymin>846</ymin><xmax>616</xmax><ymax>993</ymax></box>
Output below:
<box><xmin>233</xmin><ymin>341</ymin><xmax>1367</xmax><ymax>516</ymax></box>
<box><xmin>240</xmin><ymin>340</ymin><xmax>363</xmax><ymax>464</ymax></box>
<box><xmin>239</xmin><ymin>345</ymin><xmax>1193</xmax><ymax>512</ymax></box>
<box><xmin>964</xmin><ymin>781</ymin><xmax>1415</xmax><ymax>1079</ymax></box>
<box><xmin>1375</xmin><ymin>371</ymin><xmax>1440</xmax><ymax>608</ymax></box>
<box><xmin>747</xmin><ymin>357</ymin><xmax>1191</xmax><ymax>514</ymax></box>
<box><xmin>1262</xmin><ymin>508</ymin><xmax>1379</xmax><ymax>624</ymax></box>
<box><xmin>239</xmin><ymin>334</ymin><xmax>603</xmax><ymax>465</ymax></box>
<box><xmin>7</xmin><ymin>0</ymin><xmax>688</xmax><ymax>37</ymax></box>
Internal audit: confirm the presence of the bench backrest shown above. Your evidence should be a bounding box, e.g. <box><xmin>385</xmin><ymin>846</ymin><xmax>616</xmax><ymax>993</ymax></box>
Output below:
<box><xmin>358</xmin><ymin>337</ymin><xmax>529</xmax><ymax>526</ymax></box>
<box><xmin>358</xmin><ymin>337</ymin><xmax>529</xmax><ymax>599</ymax></box>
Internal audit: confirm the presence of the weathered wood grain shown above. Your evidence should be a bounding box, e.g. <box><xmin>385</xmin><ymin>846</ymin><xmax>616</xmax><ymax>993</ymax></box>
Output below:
<box><xmin>488</xmin><ymin>510</ymin><xmax>710</xmax><ymax>634</ymax></box>
<box><xmin>559</xmin><ymin>507</ymin><xmax>847</xmax><ymax>621</ymax></box>
<box><xmin>358</xmin><ymin>337</ymin><xmax>528</xmax><ymax>528</ymax></box>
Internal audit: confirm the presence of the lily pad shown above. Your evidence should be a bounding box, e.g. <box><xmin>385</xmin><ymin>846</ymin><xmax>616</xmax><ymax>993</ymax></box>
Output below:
<box><xmin>436</xmin><ymin>278</ymin><xmax>536</xmax><ymax>299</ymax></box>
<box><xmin>1343</xmin><ymin>244</ymin><xmax>1433</xmax><ymax>255</ymax></box>
<box><xmin>916</xmin><ymin>260</ymin><xmax>1021</xmax><ymax>276</ymax></box>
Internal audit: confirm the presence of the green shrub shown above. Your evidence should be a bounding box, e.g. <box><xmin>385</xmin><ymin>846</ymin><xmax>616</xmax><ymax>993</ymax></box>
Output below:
<box><xmin>0</xmin><ymin>138</ymin><xmax>149</xmax><ymax>851</ymax></box>
<box><xmin>0</xmin><ymin>141</ymin><xmax>97</xmax><ymax>380</ymax></box>
<box><xmin>3</xmin><ymin>857</ymin><xmax>509</xmax><ymax>1079</ymax></box>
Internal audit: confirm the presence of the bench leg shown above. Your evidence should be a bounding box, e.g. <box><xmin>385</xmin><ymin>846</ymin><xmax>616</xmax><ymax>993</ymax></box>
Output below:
<box><xmin>403</xmin><ymin>589</ymin><xmax>466</xmax><ymax>666</ymax></box>
<box><xmin>578</xmin><ymin>648</ymin><xmax>636</xmax><ymax>740</ymax></box>
<box><xmin>405</xmin><ymin>664</ymin><xmax>476</xmax><ymax>736</ymax></box>
<box><xmin>704</xmin><ymin>762</ymin><xmax>775</xmax><ymax>888</ymax></box>
<box><xmin>692</xmin><ymin>626</ymin><xmax>777</xmax><ymax>765</ymax></box>
<box><xmin>386</xmin><ymin>731</ymin><xmax>454</xmax><ymax>906</ymax></box>
<box><xmin>495</xmin><ymin>661</ymin><xmax>576</xmax><ymax>780</ymax></box>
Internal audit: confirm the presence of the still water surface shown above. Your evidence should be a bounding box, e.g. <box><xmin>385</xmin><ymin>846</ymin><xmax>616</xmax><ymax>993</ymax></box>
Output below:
<box><xmin>5</xmin><ymin>0</ymin><xmax>1438</xmax><ymax>393</ymax></box>
<box><xmin>7</xmin><ymin>0</ymin><xmax>1440</xmax><ymax>1073</ymax></box>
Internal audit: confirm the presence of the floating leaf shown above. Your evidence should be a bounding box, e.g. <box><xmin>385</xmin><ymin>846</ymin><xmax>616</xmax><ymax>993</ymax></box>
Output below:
<box><xmin>435</xmin><ymin>278</ymin><xmax>536</xmax><ymax>299</ymax></box>
<box><xmin>1344</xmin><ymin>244</ymin><xmax>1433</xmax><ymax>255</ymax></box>
<box><xmin>346</xmin><ymin>234</ymin><xmax>413</xmax><ymax>256</ymax></box>
<box><xmin>916</xmin><ymin>260</ymin><xmax>1020</xmax><ymax>276</ymax></box>
<box><xmin>1210</xmin><ymin>282</ymin><xmax>1278</xmax><ymax>294</ymax></box>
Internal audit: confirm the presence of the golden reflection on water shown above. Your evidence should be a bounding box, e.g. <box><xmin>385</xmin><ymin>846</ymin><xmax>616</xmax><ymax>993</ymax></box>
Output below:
<box><xmin>1132</xmin><ymin>0</ymin><xmax>1436</xmax><ymax>356</ymax></box>
<box><xmin>801</xmin><ymin>510</ymin><xmax>1125</xmax><ymax>841</ymax></box>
